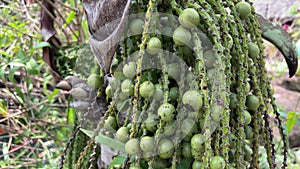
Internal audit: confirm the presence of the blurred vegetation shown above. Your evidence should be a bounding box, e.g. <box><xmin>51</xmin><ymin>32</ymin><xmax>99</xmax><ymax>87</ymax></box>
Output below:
<box><xmin>0</xmin><ymin>0</ymin><xmax>85</xmax><ymax>168</ymax></box>
<box><xmin>0</xmin><ymin>0</ymin><xmax>299</xmax><ymax>168</ymax></box>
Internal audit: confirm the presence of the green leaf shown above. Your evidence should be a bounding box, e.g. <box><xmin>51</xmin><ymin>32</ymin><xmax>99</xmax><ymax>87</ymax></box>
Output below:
<box><xmin>14</xmin><ymin>85</ymin><xmax>25</xmax><ymax>104</ymax></box>
<box><xmin>67</xmin><ymin>107</ymin><xmax>75</xmax><ymax>125</ymax></box>
<box><xmin>8</xmin><ymin>61</ymin><xmax>25</xmax><ymax>67</ymax></box>
<box><xmin>7</xmin><ymin>66</ymin><xmax>25</xmax><ymax>103</ymax></box>
<box><xmin>69</xmin><ymin>0</ymin><xmax>75</xmax><ymax>7</ymax></box>
<box><xmin>47</xmin><ymin>88</ymin><xmax>59</xmax><ymax>102</ymax></box>
<box><xmin>66</xmin><ymin>11</ymin><xmax>75</xmax><ymax>24</ymax></box>
<box><xmin>279</xmin><ymin>111</ymin><xmax>287</xmax><ymax>118</ymax></box>
<box><xmin>25</xmin><ymin>62</ymin><xmax>36</xmax><ymax>75</ymax></box>
<box><xmin>17</xmin><ymin>49</ymin><xmax>26</xmax><ymax>59</ymax></box>
<box><xmin>14</xmin><ymin>149</ymin><xmax>28</xmax><ymax>159</ymax></box>
<box><xmin>82</xmin><ymin>20</ymin><xmax>89</xmax><ymax>39</ymax></box>
<box><xmin>0</xmin><ymin>64</ymin><xmax>7</xmax><ymax>80</ymax></box>
<box><xmin>8</xmin><ymin>66</ymin><xmax>20</xmax><ymax>82</ymax></box>
<box><xmin>2</xmin><ymin>143</ymin><xmax>10</xmax><ymax>161</ymax></box>
<box><xmin>43</xmin><ymin>75</ymin><xmax>53</xmax><ymax>95</ymax></box>
<box><xmin>80</xmin><ymin>128</ymin><xmax>126</xmax><ymax>152</ymax></box>
<box><xmin>286</xmin><ymin>111</ymin><xmax>297</xmax><ymax>134</ymax></box>
<box><xmin>289</xmin><ymin>5</ymin><xmax>300</xmax><ymax>15</ymax></box>
<box><xmin>0</xmin><ymin>106</ymin><xmax>7</xmax><ymax>116</ymax></box>
<box><xmin>33</xmin><ymin>42</ymin><xmax>51</xmax><ymax>49</ymax></box>
<box><xmin>29</xmin><ymin>58</ymin><xmax>38</xmax><ymax>69</ymax></box>
<box><xmin>108</xmin><ymin>156</ymin><xmax>126</xmax><ymax>169</ymax></box>
<box><xmin>177</xmin><ymin>158</ymin><xmax>192</xmax><ymax>169</ymax></box>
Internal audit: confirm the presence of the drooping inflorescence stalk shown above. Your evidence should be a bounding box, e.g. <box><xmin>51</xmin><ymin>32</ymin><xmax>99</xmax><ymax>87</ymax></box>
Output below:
<box><xmin>62</xmin><ymin>0</ymin><xmax>292</xmax><ymax>168</ymax></box>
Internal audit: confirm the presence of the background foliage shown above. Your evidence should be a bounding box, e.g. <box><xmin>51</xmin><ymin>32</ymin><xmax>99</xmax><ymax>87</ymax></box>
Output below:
<box><xmin>0</xmin><ymin>0</ymin><xmax>84</xmax><ymax>168</ymax></box>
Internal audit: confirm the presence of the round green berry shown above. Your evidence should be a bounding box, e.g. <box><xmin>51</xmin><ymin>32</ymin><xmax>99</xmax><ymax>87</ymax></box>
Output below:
<box><xmin>236</xmin><ymin>2</ymin><xmax>252</xmax><ymax>19</ymax></box>
<box><xmin>243</xmin><ymin>110</ymin><xmax>252</xmax><ymax>125</ymax></box>
<box><xmin>140</xmin><ymin>136</ymin><xmax>155</xmax><ymax>152</ymax></box>
<box><xmin>211</xmin><ymin>106</ymin><xmax>223</xmax><ymax>123</ymax></box>
<box><xmin>109</xmin><ymin>77</ymin><xmax>120</xmax><ymax>91</ymax></box>
<box><xmin>246</xmin><ymin>94</ymin><xmax>260</xmax><ymax>111</ymax></box>
<box><xmin>104</xmin><ymin>116</ymin><xmax>118</xmax><ymax>133</ymax></box>
<box><xmin>210</xmin><ymin>156</ymin><xmax>226</xmax><ymax>169</ymax></box>
<box><xmin>158</xmin><ymin>139</ymin><xmax>174</xmax><ymax>159</ymax></box>
<box><xmin>139</xmin><ymin>81</ymin><xmax>155</xmax><ymax>98</ymax></box>
<box><xmin>116</xmin><ymin>127</ymin><xmax>129</xmax><ymax>143</ymax></box>
<box><xmin>121</xmin><ymin>79</ymin><xmax>134</xmax><ymax>96</ymax></box>
<box><xmin>123</xmin><ymin>62</ymin><xmax>136</xmax><ymax>79</ymax></box>
<box><xmin>173</xmin><ymin>26</ymin><xmax>192</xmax><ymax>46</ymax></box>
<box><xmin>192</xmin><ymin>160</ymin><xmax>203</xmax><ymax>169</ymax></box>
<box><xmin>182</xmin><ymin>142</ymin><xmax>192</xmax><ymax>158</ymax></box>
<box><xmin>152</xmin><ymin>87</ymin><xmax>164</xmax><ymax>101</ymax></box>
<box><xmin>147</xmin><ymin>37</ymin><xmax>162</xmax><ymax>55</ymax></box>
<box><xmin>157</xmin><ymin>103</ymin><xmax>176</xmax><ymax>122</ymax></box>
<box><xmin>87</xmin><ymin>74</ymin><xmax>102</xmax><ymax>89</ymax></box>
<box><xmin>182</xmin><ymin>90</ymin><xmax>203</xmax><ymax>111</ymax></box>
<box><xmin>191</xmin><ymin>134</ymin><xmax>205</xmax><ymax>151</ymax></box>
<box><xmin>105</xmin><ymin>85</ymin><xmax>112</xmax><ymax>99</ymax></box>
<box><xmin>129</xmin><ymin>19</ymin><xmax>144</xmax><ymax>35</ymax></box>
<box><xmin>125</xmin><ymin>138</ymin><xmax>141</xmax><ymax>155</ymax></box>
<box><xmin>248</xmin><ymin>42</ymin><xmax>259</xmax><ymax>59</ymax></box>
<box><xmin>179</xmin><ymin>8</ymin><xmax>200</xmax><ymax>28</ymax></box>
<box><xmin>114</xmin><ymin>71</ymin><xmax>127</xmax><ymax>81</ymax></box>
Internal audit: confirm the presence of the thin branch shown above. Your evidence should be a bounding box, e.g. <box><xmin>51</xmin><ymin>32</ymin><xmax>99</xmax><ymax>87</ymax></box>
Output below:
<box><xmin>0</xmin><ymin>111</ymin><xmax>23</xmax><ymax>123</ymax></box>
<box><xmin>0</xmin><ymin>160</ymin><xmax>49</xmax><ymax>169</ymax></box>
<box><xmin>0</xmin><ymin>139</ymin><xmax>30</xmax><ymax>159</ymax></box>
<box><xmin>0</xmin><ymin>5</ymin><xmax>24</xmax><ymax>12</ymax></box>
<box><xmin>21</xmin><ymin>0</ymin><xmax>40</xmax><ymax>26</ymax></box>
<box><xmin>0</xmin><ymin>19</ymin><xmax>38</xmax><ymax>38</ymax></box>
<box><xmin>43</xmin><ymin>0</ymin><xmax>79</xmax><ymax>40</ymax></box>
<box><xmin>74</xmin><ymin>0</ymin><xmax>82</xmax><ymax>43</ymax></box>
<box><xmin>35</xmin><ymin>0</ymin><xmax>71</xmax><ymax>43</ymax></box>
<box><xmin>51</xmin><ymin>0</ymin><xmax>78</xmax><ymax>11</ymax></box>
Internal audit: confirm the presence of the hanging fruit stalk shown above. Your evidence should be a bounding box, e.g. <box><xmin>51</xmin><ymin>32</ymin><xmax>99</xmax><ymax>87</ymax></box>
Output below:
<box><xmin>58</xmin><ymin>0</ymin><xmax>298</xmax><ymax>168</ymax></box>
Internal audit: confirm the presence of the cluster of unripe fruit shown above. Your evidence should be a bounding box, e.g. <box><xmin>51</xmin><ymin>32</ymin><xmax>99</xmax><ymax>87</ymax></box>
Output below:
<box><xmin>58</xmin><ymin>0</ymin><xmax>288</xmax><ymax>168</ymax></box>
<box><xmin>89</xmin><ymin>1</ymin><xmax>274</xmax><ymax>168</ymax></box>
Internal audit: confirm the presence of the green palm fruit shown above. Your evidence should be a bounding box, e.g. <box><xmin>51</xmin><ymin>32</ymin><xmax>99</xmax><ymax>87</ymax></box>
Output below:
<box><xmin>236</xmin><ymin>2</ymin><xmax>251</xmax><ymax>19</ymax></box>
<box><xmin>179</xmin><ymin>8</ymin><xmax>200</xmax><ymax>28</ymax></box>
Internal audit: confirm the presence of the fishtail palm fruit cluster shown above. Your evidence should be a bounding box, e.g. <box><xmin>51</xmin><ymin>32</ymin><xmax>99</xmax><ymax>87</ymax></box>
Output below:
<box><xmin>59</xmin><ymin>0</ymin><xmax>299</xmax><ymax>169</ymax></box>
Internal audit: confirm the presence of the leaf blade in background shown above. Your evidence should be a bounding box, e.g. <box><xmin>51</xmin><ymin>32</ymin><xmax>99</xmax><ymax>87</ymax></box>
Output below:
<box><xmin>0</xmin><ymin>99</ymin><xmax>7</xmax><ymax>116</ymax></box>
<box><xmin>81</xmin><ymin>128</ymin><xmax>126</xmax><ymax>153</ymax></box>
<box><xmin>47</xmin><ymin>88</ymin><xmax>59</xmax><ymax>102</ymax></box>
<box><xmin>0</xmin><ymin>64</ymin><xmax>8</xmax><ymax>80</ymax></box>
<box><xmin>33</xmin><ymin>42</ymin><xmax>52</xmax><ymax>49</ymax></box>
<box><xmin>66</xmin><ymin>11</ymin><xmax>75</xmax><ymax>24</ymax></box>
<box><xmin>8</xmin><ymin>66</ymin><xmax>25</xmax><ymax>103</ymax></box>
<box><xmin>286</xmin><ymin>111</ymin><xmax>297</xmax><ymax>134</ymax></box>
<box><xmin>67</xmin><ymin>107</ymin><xmax>75</xmax><ymax>125</ymax></box>
<box><xmin>108</xmin><ymin>156</ymin><xmax>126</xmax><ymax>169</ymax></box>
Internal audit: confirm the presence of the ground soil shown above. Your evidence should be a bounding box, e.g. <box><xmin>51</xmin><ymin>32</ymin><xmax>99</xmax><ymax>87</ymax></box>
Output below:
<box><xmin>271</xmin><ymin>77</ymin><xmax>300</xmax><ymax>113</ymax></box>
